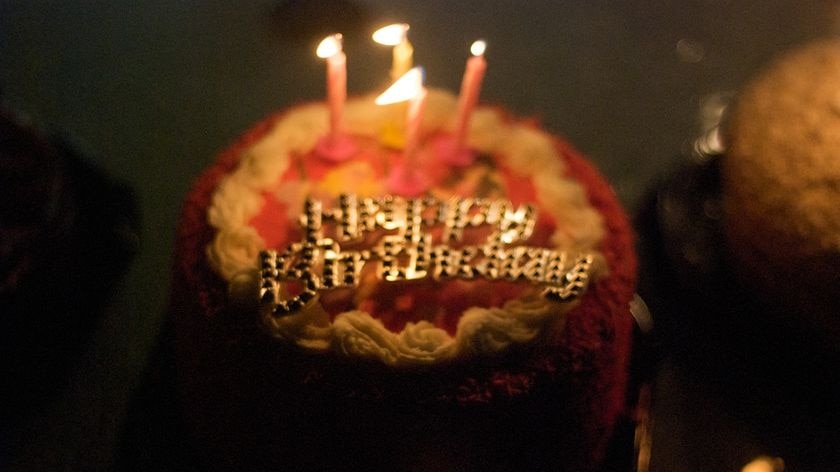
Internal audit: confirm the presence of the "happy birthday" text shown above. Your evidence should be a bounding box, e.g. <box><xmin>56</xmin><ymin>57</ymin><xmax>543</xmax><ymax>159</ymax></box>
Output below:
<box><xmin>259</xmin><ymin>194</ymin><xmax>592</xmax><ymax>317</ymax></box>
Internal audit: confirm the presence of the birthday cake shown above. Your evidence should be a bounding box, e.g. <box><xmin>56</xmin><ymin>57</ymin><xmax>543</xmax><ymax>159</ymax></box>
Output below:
<box><xmin>170</xmin><ymin>69</ymin><xmax>636</xmax><ymax>469</ymax></box>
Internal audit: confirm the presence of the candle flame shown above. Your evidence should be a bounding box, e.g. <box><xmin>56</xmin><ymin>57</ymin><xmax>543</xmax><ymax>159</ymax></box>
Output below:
<box><xmin>375</xmin><ymin>67</ymin><xmax>424</xmax><ymax>105</ymax></box>
<box><xmin>316</xmin><ymin>34</ymin><xmax>343</xmax><ymax>58</ymax></box>
<box><xmin>372</xmin><ymin>23</ymin><xmax>409</xmax><ymax>46</ymax></box>
<box><xmin>470</xmin><ymin>40</ymin><xmax>487</xmax><ymax>57</ymax></box>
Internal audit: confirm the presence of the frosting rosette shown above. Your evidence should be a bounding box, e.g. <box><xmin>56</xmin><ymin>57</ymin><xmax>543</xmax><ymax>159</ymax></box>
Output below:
<box><xmin>456</xmin><ymin>296</ymin><xmax>555</xmax><ymax>355</ymax></box>
<box><xmin>332</xmin><ymin>311</ymin><xmax>400</xmax><ymax>364</ymax></box>
<box><xmin>397</xmin><ymin>321</ymin><xmax>457</xmax><ymax>364</ymax></box>
<box><xmin>207</xmin><ymin>225</ymin><xmax>263</xmax><ymax>280</ymax></box>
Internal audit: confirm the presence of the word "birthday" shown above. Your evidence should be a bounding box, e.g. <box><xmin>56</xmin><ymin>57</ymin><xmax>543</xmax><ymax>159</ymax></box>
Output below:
<box><xmin>259</xmin><ymin>194</ymin><xmax>593</xmax><ymax>317</ymax></box>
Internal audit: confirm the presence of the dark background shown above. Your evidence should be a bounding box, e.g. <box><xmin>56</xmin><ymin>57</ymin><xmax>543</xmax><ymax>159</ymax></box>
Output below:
<box><xmin>2</xmin><ymin>1</ymin><xmax>838</xmax><ymax>470</ymax></box>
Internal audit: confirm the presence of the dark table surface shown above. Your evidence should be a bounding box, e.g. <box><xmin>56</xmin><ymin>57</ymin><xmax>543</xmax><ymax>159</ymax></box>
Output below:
<box><xmin>2</xmin><ymin>1</ymin><xmax>839</xmax><ymax>470</ymax></box>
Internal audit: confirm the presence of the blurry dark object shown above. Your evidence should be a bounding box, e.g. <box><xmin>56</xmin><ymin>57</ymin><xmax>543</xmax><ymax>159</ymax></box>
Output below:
<box><xmin>603</xmin><ymin>295</ymin><xmax>658</xmax><ymax>472</ymax></box>
<box><xmin>637</xmin><ymin>155</ymin><xmax>840</xmax><ymax>471</ymax></box>
<box><xmin>0</xmin><ymin>109</ymin><xmax>140</xmax><ymax>421</ymax></box>
<box><xmin>721</xmin><ymin>38</ymin><xmax>840</xmax><ymax>349</ymax></box>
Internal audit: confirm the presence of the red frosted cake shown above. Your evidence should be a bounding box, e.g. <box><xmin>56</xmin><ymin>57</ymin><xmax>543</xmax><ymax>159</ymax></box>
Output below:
<box><xmin>170</xmin><ymin>89</ymin><xmax>637</xmax><ymax>471</ymax></box>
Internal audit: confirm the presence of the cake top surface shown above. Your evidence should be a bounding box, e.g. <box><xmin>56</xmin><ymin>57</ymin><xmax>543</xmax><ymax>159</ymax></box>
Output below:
<box><xmin>204</xmin><ymin>89</ymin><xmax>611</xmax><ymax>366</ymax></box>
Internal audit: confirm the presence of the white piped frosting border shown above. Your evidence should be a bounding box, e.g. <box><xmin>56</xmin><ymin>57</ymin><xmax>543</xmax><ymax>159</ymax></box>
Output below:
<box><xmin>207</xmin><ymin>90</ymin><xmax>607</xmax><ymax>366</ymax></box>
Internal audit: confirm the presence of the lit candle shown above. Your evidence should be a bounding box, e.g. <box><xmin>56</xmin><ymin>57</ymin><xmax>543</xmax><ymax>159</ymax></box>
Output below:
<box><xmin>436</xmin><ymin>40</ymin><xmax>487</xmax><ymax>166</ymax></box>
<box><xmin>315</xmin><ymin>33</ymin><xmax>356</xmax><ymax>161</ymax></box>
<box><xmin>372</xmin><ymin>23</ymin><xmax>413</xmax><ymax>80</ymax></box>
<box><xmin>376</xmin><ymin>67</ymin><xmax>429</xmax><ymax>196</ymax></box>
<box><xmin>455</xmin><ymin>40</ymin><xmax>487</xmax><ymax>147</ymax></box>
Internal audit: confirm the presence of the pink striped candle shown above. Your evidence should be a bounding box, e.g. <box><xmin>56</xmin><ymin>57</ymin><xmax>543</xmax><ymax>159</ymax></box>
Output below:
<box><xmin>315</xmin><ymin>34</ymin><xmax>356</xmax><ymax>161</ymax></box>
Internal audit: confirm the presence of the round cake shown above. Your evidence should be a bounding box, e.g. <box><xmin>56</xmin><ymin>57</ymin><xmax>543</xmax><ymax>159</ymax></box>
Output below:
<box><xmin>170</xmin><ymin>90</ymin><xmax>637</xmax><ymax>471</ymax></box>
<box><xmin>722</xmin><ymin>38</ymin><xmax>840</xmax><ymax>346</ymax></box>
